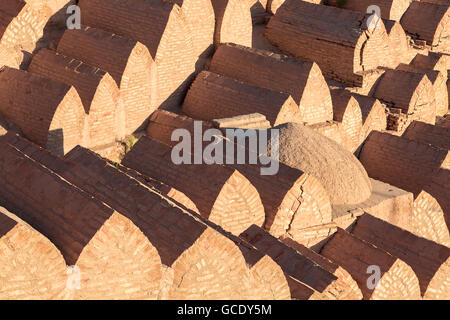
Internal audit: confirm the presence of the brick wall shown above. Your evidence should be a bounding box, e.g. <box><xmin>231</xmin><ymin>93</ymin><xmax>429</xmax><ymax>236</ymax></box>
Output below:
<box><xmin>413</xmin><ymin>191</ymin><xmax>450</xmax><ymax>247</ymax></box>
<box><xmin>57</xmin><ymin>27</ymin><xmax>157</xmax><ymax>134</ymax></box>
<box><xmin>0</xmin><ymin>133</ymin><xmax>292</xmax><ymax>299</ymax></box>
<box><xmin>212</xmin><ymin>0</ymin><xmax>252</xmax><ymax>47</ymax></box>
<box><xmin>424</xmin><ymin>169</ymin><xmax>450</xmax><ymax>232</ymax></box>
<box><xmin>359</xmin><ymin>131</ymin><xmax>450</xmax><ymax>196</ymax></box>
<box><xmin>384</xmin><ymin>20</ymin><xmax>414</xmax><ymax>68</ymax></box>
<box><xmin>0</xmin><ymin>211</ymin><xmax>67</xmax><ymax>299</ymax></box>
<box><xmin>349</xmin><ymin>92</ymin><xmax>387</xmax><ymax>141</ymax></box>
<box><xmin>403</xmin><ymin>120</ymin><xmax>450</xmax><ymax>150</ymax></box>
<box><xmin>78</xmin><ymin>0</ymin><xmax>196</xmax><ymax>109</ymax></box>
<box><xmin>281</xmin><ymin>236</ymin><xmax>363</xmax><ymax>299</ymax></box>
<box><xmin>401</xmin><ymin>1</ymin><xmax>450</xmax><ymax>53</ymax></box>
<box><xmin>168</xmin><ymin>0</ymin><xmax>214</xmax><ymax>63</ymax></box>
<box><xmin>29</xmin><ymin>49</ymin><xmax>122</xmax><ymax>148</ymax></box>
<box><xmin>122</xmin><ymin>136</ymin><xmax>266</xmax><ymax>236</ymax></box>
<box><xmin>241</xmin><ymin>225</ymin><xmax>363</xmax><ymax>299</ymax></box>
<box><xmin>321</xmin><ymin>228</ymin><xmax>421</xmax><ymax>299</ymax></box>
<box><xmin>397</xmin><ymin>63</ymin><xmax>448</xmax><ymax>116</ymax></box>
<box><xmin>0</xmin><ymin>1</ymin><xmax>46</xmax><ymax>53</ymax></box>
<box><xmin>352</xmin><ymin>213</ymin><xmax>450</xmax><ymax>299</ymax></box>
<box><xmin>0</xmin><ymin>67</ymin><xmax>86</xmax><ymax>155</ymax></box>
<box><xmin>330</xmin><ymin>89</ymin><xmax>363</xmax><ymax>152</ymax></box>
<box><xmin>373</xmin><ymin>69</ymin><xmax>437</xmax><ymax>126</ymax></box>
<box><xmin>266</xmin><ymin>1</ymin><xmax>390</xmax><ymax>85</ymax></box>
<box><xmin>143</xmin><ymin>111</ymin><xmax>334</xmax><ymax>241</ymax></box>
<box><xmin>210</xmin><ymin>43</ymin><xmax>333</xmax><ymax>124</ymax></box>
<box><xmin>183</xmin><ymin>71</ymin><xmax>303</xmax><ymax>126</ymax></box>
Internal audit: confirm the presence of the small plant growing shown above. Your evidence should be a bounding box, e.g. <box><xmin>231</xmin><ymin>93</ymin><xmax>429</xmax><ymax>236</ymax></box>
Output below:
<box><xmin>124</xmin><ymin>135</ymin><xmax>138</xmax><ymax>154</ymax></box>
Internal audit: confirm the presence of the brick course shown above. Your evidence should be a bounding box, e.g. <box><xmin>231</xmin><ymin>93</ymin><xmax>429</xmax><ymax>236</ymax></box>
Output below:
<box><xmin>210</xmin><ymin>43</ymin><xmax>333</xmax><ymax>124</ymax></box>
<box><xmin>212</xmin><ymin>0</ymin><xmax>252</xmax><ymax>47</ymax></box>
<box><xmin>183</xmin><ymin>71</ymin><xmax>303</xmax><ymax>126</ymax></box>
<box><xmin>401</xmin><ymin>1</ymin><xmax>450</xmax><ymax>53</ymax></box>
<box><xmin>352</xmin><ymin>213</ymin><xmax>450</xmax><ymax>299</ymax></box>
<box><xmin>321</xmin><ymin>228</ymin><xmax>421</xmax><ymax>299</ymax></box>
<box><xmin>122</xmin><ymin>136</ymin><xmax>266</xmax><ymax>236</ymax></box>
<box><xmin>359</xmin><ymin>131</ymin><xmax>450</xmax><ymax>196</ymax></box>
<box><xmin>266</xmin><ymin>1</ymin><xmax>392</xmax><ymax>85</ymax></box>
<box><xmin>78</xmin><ymin>0</ymin><xmax>197</xmax><ymax>109</ymax></box>
<box><xmin>0</xmin><ymin>210</ymin><xmax>67</xmax><ymax>299</ymax></box>
<box><xmin>29</xmin><ymin>49</ymin><xmax>123</xmax><ymax>148</ymax></box>
<box><xmin>0</xmin><ymin>67</ymin><xmax>86</xmax><ymax>155</ymax></box>
<box><xmin>144</xmin><ymin>111</ymin><xmax>334</xmax><ymax>242</ymax></box>
<box><xmin>57</xmin><ymin>26</ymin><xmax>156</xmax><ymax>134</ymax></box>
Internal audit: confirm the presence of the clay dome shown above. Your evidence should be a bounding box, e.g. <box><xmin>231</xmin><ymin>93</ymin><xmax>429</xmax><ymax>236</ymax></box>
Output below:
<box><xmin>270</xmin><ymin>122</ymin><xmax>372</xmax><ymax>205</ymax></box>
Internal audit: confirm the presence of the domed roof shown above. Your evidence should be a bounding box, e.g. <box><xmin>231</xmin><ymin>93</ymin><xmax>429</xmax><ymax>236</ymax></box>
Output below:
<box><xmin>270</xmin><ymin>122</ymin><xmax>372</xmax><ymax>205</ymax></box>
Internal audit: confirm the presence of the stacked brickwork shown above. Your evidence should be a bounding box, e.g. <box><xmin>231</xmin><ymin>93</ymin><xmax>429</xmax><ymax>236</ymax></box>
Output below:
<box><xmin>424</xmin><ymin>169</ymin><xmax>450</xmax><ymax>231</ymax></box>
<box><xmin>167</xmin><ymin>227</ymin><xmax>290</xmax><ymax>299</ymax></box>
<box><xmin>411</xmin><ymin>53</ymin><xmax>450</xmax><ymax>111</ymax></box>
<box><xmin>241</xmin><ymin>225</ymin><xmax>363</xmax><ymax>299</ymax></box>
<box><xmin>57</xmin><ymin>26</ymin><xmax>156</xmax><ymax>134</ymax></box>
<box><xmin>306</xmin><ymin>121</ymin><xmax>343</xmax><ymax>146</ymax></box>
<box><xmin>347</xmin><ymin>92</ymin><xmax>387</xmax><ymax>141</ymax></box>
<box><xmin>29</xmin><ymin>49</ymin><xmax>124</xmax><ymax>148</ymax></box>
<box><xmin>95</xmin><ymin>154</ymin><xmax>200</xmax><ymax>214</ymax></box>
<box><xmin>384</xmin><ymin>20</ymin><xmax>414</xmax><ymax>67</ymax></box>
<box><xmin>24</xmin><ymin>0</ymin><xmax>72</xmax><ymax>13</ymax></box>
<box><xmin>0</xmin><ymin>0</ymin><xmax>46</xmax><ymax>53</ymax></box>
<box><xmin>143</xmin><ymin>110</ymin><xmax>334</xmax><ymax>244</ymax></box>
<box><xmin>359</xmin><ymin>131</ymin><xmax>450</xmax><ymax>196</ymax></box>
<box><xmin>330</xmin><ymin>89</ymin><xmax>363</xmax><ymax>152</ymax></box>
<box><xmin>62</xmin><ymin>146</ymin><xmax>289</xmax><ymax>300</ymax></box>
<box><xmin>211</xmin><ymin>0</ymin><xmax>252</xmax><ymax>47</ymax></box>
<box><xmin>0</xmin><ymin>210</ymin><xmax>67</xmax><ymax>299</ymax></box>
<box><xmin>327</xmin><ymin>0</ymin><xmax>410</xmax><ymax>21</ymax></box>
<box><xmin>397</xmin><ymin>63</ymin><xmax>448</xmax><ymax>116</ymax></box>
<box><xmin>183</xmin><ymin>71</ymin><xmax>303</xmax><ymax>126</ymax></box>
<box><xmin>146</xmin><ymin>110</ymin><xmax>205</xmax><ymax>148</ymax></box>
<box><xmin>0</xmin><ymin>134</ymin><xmax>164</xmax><ymax>299</ymax></box>
<box><xmin>373</xmin><ymin>69</ymin><xmax>437</xmax><ymax>128</ymax></box>
<box><xmin>0</xmin><ymin>67</ymin><xmax>86</xmax><ymax>155</ymax></box>
<box><xmin>78</xmin><ymin>0</ymin><xmax>196</xmax><ymax>109</ymax></box>
<box><xmin>121</xmin><ymin>136</ymin><xmax>266</xmax><ymax>236</ymax></box>
<box><xmin>411</xmin><ymin>52</ymin><xmax>450</xmax><ymax>76</ymax></box>
<box><xmin>210</xmin><ymin>43</ymin><xmax>333</xmax><ymax>124</ymax></box>
<box><xmin>0</xmin><ymin>44</ymin><xmax>22</xmax><ymax>68</ymax></box>
<box><xmin>266</xmin><ymin>1</ymin><xmax>391</xmax><ymax>85</ymax></box>
<box><xmin>23</xmin><ymin>0</ymin><xmax>74</xmax><ymax>31</ymax></box>
<box><xmin>403</xmin><ymin>121</ymin><xmax>450</xmax><ymax>150</ymax></box>
<box><xmin>352</xmin><ymin>214</ymin><xmax>450</xmax><ymax>299</ymax></box>
<box><xmin>281</xmin><ymin>236</ymin><xmax>363</xmax><ymax>298</ymax></box>
<box><xmin>0</xmin><ymin>133</ymin><xmax>290</xmax><ymax>299</ymax></box>
<box><xmin>321</xmin><ymin>228</ymin><xmax>421</xmax><ymax>299</ymax></box>
<box><xmin>167</xmin><ymin>0</ymin><xmax>215</xmax><ymax>63</ymax></box>
<box><xmin>413</xmin><ymin>191</ymin><xmax>450</xmax><ymax>247</ymax></box>
<box><xmin>401</xmin><ymin>1</ymin><xmax>450</xmax><ymax>53</ymax></box>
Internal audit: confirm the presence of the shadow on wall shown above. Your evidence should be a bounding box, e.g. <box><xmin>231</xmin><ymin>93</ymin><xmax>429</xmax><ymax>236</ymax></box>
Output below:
<box><xmin>136</xmin><ymin>45</ymin><xmax>214</xmax><ymax>133</ymax></box>
<box><xmin>18</xmin><ymin>1</ymin><xmax>77</xmax><ymax>70</ymax></box>
<box><xmin>47</xmin><ymin>128</ymin><xmax>65</xmax><ymax>157</ymax></box>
